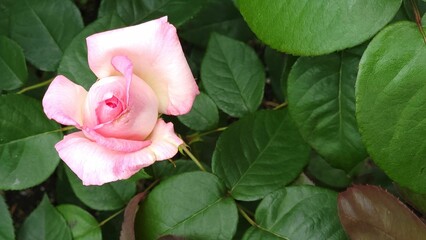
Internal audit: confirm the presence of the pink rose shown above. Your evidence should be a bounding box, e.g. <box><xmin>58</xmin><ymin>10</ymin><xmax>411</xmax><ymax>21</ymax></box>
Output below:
<box><xmin>42</xmin><ymin>17</ymin><xmax>199</xmax><ymax>186</ymax></box>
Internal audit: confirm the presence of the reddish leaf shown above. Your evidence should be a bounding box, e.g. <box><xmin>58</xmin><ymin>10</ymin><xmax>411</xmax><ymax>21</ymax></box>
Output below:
<box><xmin>120</xmin><ymin>192</ymin><xmax>147</xmax><ymax>240</ymax></box>
<box><xmin>338</xmin><ymin>185</ymin><xmax>426</xmax><ymax>239</ymax></box>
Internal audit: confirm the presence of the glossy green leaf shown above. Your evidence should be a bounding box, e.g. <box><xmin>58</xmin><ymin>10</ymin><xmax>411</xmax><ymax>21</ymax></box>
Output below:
<box><xmin>98</xmin><ymin>0</ymin><xmax>205</xmax><ymax>26</ymax></box>
<box><xmin>212</xmin><ymin>110</ymin><xmax>310</xmax><ymax>201</ymax></box>
<box><xmin>18</xmin><ymin>195</ymin><xmax>72</xmax><ymax>240</ymax></box>
<box><xmin>201</xmin><ymin>33</ymin><xmax>264</xmax><ymax>117</ymax></box>
<box><xmin>356</xmin><ymin>22</ymin><xmax>426</xmax><ymax>193</ymax></box>
<box><xmin>0</xmin><ymin>195</ymin><xmax>14</xmax><ymax>240</ymax></box>
<box><xmin>9</xmin><ymin>0</ymin><xmax>83</xmax><ymax>71</ymax></box>
<box><xmin>57</xmin><ymin>204</ymin><xmax>102</xmax><ymax>240</ymax></box>
<box><xmin>338</xmin><ymin>185</ymin><xmax>426</xmax><ymax>239</ymax></box>
<box><xmin>287</xmin><ymin>50</ymin><xmax>367</xmax><ymax>171</ymax></box>
<box><xmin>178</xmin><ymin>92</ymin><xmax>219</xmax><ymax>131</ymax></box>
<box><xmin>243</xmin><ymin>186</ymin><xmax>347</xmax><ymax>239</ymax></box>
<box><xmin>66</xmin><ymin>167</ymin><xmax>136</xmax><ymax>211</ymax></box>
<box><xmin>146</xmin><ymin>159</ymin><xmax>200</xmax><ymax>180</ymax></box>
<box><xmin>238</xmin><ymin>0</ymin><xmax>401</xmax><ymax>56</ymax></box>
<box><xmin>180</xmin><ymin>0</ymin><xmax>253</xmax><ymax>47</ymax></box>
<box><xmin>135</xmin><ymin>172</ymin><xmax>238</xmax><ymax>240</ymax></box>
<box><xmin>0</xmin><ymin>94</ymin><xmax>62</xmax><ymax>190</ymax></box>
<box><xmin>307</xmin><ymin>154</ymin><xmax>351</xmax><ymax>189</ymax></box>
<box><xmin>0</xmin><ymin>36</ymin><xmax>27</xmax><ymax>90</ymax></box>
<box><xmin>58</xmin><ymin>14</ymin><xmax>125</xmax><ymax>90</ymax></box>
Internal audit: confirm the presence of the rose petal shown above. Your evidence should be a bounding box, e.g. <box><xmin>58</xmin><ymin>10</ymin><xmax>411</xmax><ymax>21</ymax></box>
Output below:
<box><xmin>86</xmin><ymin>16</ymin><xmax>199</xmax><ymax>115</ymax></box>
<box><xmin>83</xmin><ymin>76</ymin><xmax>127</xmax><ymax>128</ymax></box>
<box><xmin>144</xmin><ymin>118</ymin><xmax>184</xmax><ymax>160</ymax></box>
<box><xmin>42</xmin><ymin>75</ymin><xmax>87</xmax><ymax>127</ymax></box>
<box><xmin>83</xmin><ymin>128</ymin><xmax>151</xmax><ymax>152</ymax></box>
<box><xmin>56</xmin><ymin>119</ymin><xmax>182</xmax><ymax>185</ymax></box>
<box><xmin>83</xmin><ymin>74</ymin><xmax>158</xmax><ymax>140</ymax></box>
<box><xmin>111</xmin><ymin>55</ymin><xmax>132</xmax><ymax>105</ymax></box>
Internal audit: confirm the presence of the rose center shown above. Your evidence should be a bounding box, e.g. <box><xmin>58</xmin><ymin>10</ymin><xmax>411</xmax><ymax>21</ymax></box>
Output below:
<box><xmin>96</xmin><ymin>95</ymin><xmax>124</xmax><ymax>124</ymax></box>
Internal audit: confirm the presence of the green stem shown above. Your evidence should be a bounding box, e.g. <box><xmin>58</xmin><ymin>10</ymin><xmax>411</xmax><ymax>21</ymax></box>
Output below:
<box><xmin>98</xmin><ymin>208</ymin><xmax>125</xmax><ymax>227</ymax></box>
<box><xmin>410</xmin><ymin>0</ymin><xmax>426</xmax><ymax>44</ymax></box>
<box><xmin>237</xmin><ymin>204</ymin><xmax>289</xmax><ymax>239</ymax></box>
<box><xmin>54</xmin><ymin>126</ymin><xmax>76</xmax><ymax>133</ymax></box>
<box><xmin>237</xmin><ymin>204</ymin><xmax>257</xmax><ymax>226</ymax></box>
<box><xmin>17</xmin><ymin>78</ymin><xmax>53</xmax><ymax>94</ymax></box>
<box><xmin>273</xmin><ymin>101</ymin><xmax>288</xmax><ymax>110</ymax></box>
<box><xmin>187</xmin><ymin>127</ymin><xmax>227</xmax><ymax>139</ymax></box>
<box><xmin>179</xmin><ymin>144</ymin><xmax>206</xmax><ymax>172</ymax></box>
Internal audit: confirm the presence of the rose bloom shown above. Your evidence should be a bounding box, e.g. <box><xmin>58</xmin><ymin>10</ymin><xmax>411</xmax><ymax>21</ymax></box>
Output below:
<box><xmin>42</xmin><ymin>17</ymin><xmax>199</xmax><ymax>185</ymax></box>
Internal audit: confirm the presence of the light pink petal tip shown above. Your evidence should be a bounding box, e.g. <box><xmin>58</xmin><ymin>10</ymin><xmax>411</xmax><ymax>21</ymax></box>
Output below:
<box><xmin>42</xmin><ymin>75</ymin><xmax>87</xmax><ymax>127</ymax></box>
<box><xmin>56</xmin><ymin>119</ymin><xmax>182</xmax><ymax>185</ymax></box>
<box><xmin>86</xmin><ymin>16</ymin><xmax>199</xmax><ymax>116</ymax></box>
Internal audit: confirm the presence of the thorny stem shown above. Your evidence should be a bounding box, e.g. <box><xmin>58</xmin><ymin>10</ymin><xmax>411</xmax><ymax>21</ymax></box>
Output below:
<box><xmin>179</xmin><ymin>144</ymin><xmax>207</xmax><ymax>172</ymax></box>
<box><xmin>17</xmin><ymin>78</ymin><xmax>53</xmax><ymax>94</ymax></box>
<box><xmin>410</xmin><ymin>0</ymin><xmax>426</xmax><ymax>44</ymax></box>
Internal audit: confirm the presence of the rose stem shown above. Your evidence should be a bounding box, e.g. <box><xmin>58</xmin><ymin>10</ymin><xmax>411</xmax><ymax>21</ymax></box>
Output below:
<box><xmin>179</xmin><ymin>144</ymin><xmax>206</xmax><ymax>172</ymax></box>
<box><xmin>17</xmin><ymin>78</ymin><xmax>54</xmax><ymax>94</ymax></box>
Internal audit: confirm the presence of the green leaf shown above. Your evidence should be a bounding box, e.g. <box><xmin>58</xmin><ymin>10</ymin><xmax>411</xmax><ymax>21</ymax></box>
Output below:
<box><xmin>0</xmin><ymin>195</ymin><xmax>14</xmax><ymax>240</ymax></box>
<box><xmin>0</xmin><ymin>94</ymin><xmax>62</xmax><ymax>190</ymax></box>
<box><xmin>306</xmin><ymin>154</ymin><xmax>351</xmax><ymax>189</ymax></box>
<box><xmin>9</xmin><ymin>0</ymin><xmax>83</xmax><ymax>71</ymax></box>
<box><xmin>243</xmin><ymin>186</ymin><xmax>347</xmax><ymax>239</ymax></box>
<box><xmin>0</xmin><ymin>36</ymin><xmax>27</xmax><ymax>91</ymax></box>
<box><xmin>177</xmin><ymin>92</ymin><xmax>219</xmax><ymax>131</ymax></box>
<box><xmin>66</xmin><ymin>167</ymin><xmax>136</xmax><ymax>211</ymax></box>
<box><xmin>135</xmin><ymin>172</ymin><xmax>238</xmax><ymax>240</ymax></box>
<box><xmin>398</xmin><ymin>185</ymin><xmax>426</xmax><ymax>215</ymax></box>
<box><xmin>98</xmin><ymin>0</ymin><xmax>205</xmax><ymax>26</ymax></box>
<box><xmin>57</xmin><ymin>204</ymin><xmax>102</xmax><ymax>240</ymax></box>
<box><xmin>404</xmin><ymin>0</ymin><xmax>426</xmax><ymax>22</ymax></box>
<box><xmin>238</xmin><ymin>0</ymin><xmax>401</xmax><ymax>56</ymax></box>
<box><xmin>18</xmin><ymin>195</ymin><xmax>72</xmax><ymax>240</ymax></box>
<box><xmin>58</xmin><ymin>14</ymin><xmax>125</xmax><ymax>90</ymax></box>
<box><xmin>287</xmin><ymin>50</ymin><xmax>367</xmax><ymax>171</ymax></box>
<box><xmin>212</xmin><ymin>110</ymin><xmax>310</xmax><ymax>201</ymax></box>
<box><xmin>264</xmin><ymin>47</ymin><xmax>296</xmax><ymax>101</ymax></box>
<box><xmin>201</xmin><ymin>33</ymin><xmax>265</xmax><ymax>117</ymax></box>
<box><xmin>180</xmin><ymin>0</ymin><xmax>253</xmax><ymax>47</ymax></box>
<box><xmin>146</xmin><ymin>159</ymin><xmax>201</xmax><ymax>180</ymax></box>
<box><xmin>338</xmin><ymin>185</ymin><xmax>426</xmax><ymax>239</ymax></box>
<box><xmin>356</xmin><ymin>22</ymin><xmax>426</xmax><ymax>193</ymax></box>
<box><xmin>0</xmin><ymin>0</ymin><xmax>13</xmax><ymax>36</ymax></box>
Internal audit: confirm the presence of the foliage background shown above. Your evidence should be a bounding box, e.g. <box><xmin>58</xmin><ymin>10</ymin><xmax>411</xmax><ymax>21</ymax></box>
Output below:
<box><xmin>1</xmin><ymin>0</ymin><xmax>426</xmax><ymax>239</ymax></box>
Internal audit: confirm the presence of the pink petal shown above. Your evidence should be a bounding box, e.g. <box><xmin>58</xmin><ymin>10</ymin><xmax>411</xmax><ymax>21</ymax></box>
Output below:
<box><xmin>83</xmin><ymin>74</ymin><xmax>158</xmax><ymax>140</ymax></box>
<box><xmin>86</xmin><ymin>16</ymin><xmax>199</xmax><ymax>116</ymax></box>
<box><xmin>42</xmin><ymin>75</ymin><xmax>87</xmax><ymax>127</ymax></box>
<box><xmin>83</xmin><ymin>128</ymin><xmax>151</xmax><ymax>152</ymax></box>
<box><xmin>56</xmin><ymin>119</ymin><xmax>182</xmax><ymax>185</ymax></box>
<box><xmin>83</xmin><ymin>76</ymin><xmax>127</xmax><ymax>128</ymax></box>
<box><xmin>111</xmin><ymin>55</ymin><xmax>132</xmax><ymax>106</ymax></box>
<box><xmin>144</xmin><ymin>118</ymin><xmax>184</xmax><ymax>160</ymax></box>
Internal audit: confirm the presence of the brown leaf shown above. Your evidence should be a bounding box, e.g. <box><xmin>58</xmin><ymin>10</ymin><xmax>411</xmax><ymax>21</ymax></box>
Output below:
<box><xmin>120</xmin><ymin>191</ymin><xmax>147</xmax><ymax>240</ymax></box>
<box><xmin>338</xmin><ymin>185</ymin><xmax>426</xmax><ymax>240</ymax></box>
